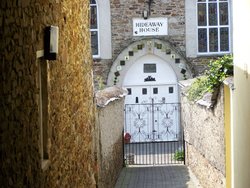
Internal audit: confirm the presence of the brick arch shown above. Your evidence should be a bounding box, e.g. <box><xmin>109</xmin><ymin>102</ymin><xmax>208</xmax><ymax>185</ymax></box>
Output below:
<box><xmin>107</xmin><ymin>39</ymin><xmax>194</xmax><ymax>87</ymax></box>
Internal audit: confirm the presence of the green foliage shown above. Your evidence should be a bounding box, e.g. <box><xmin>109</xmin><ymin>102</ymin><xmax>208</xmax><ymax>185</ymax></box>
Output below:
<box><xmin>187</xmin><ymin>76</ymin><xmax>209</xmax><ymax>101</ymax></box>
<box><xmin>173</xmin><ymin>150</ymin><xmax>184</xmax><ymax>161</ymax></box>
<box><xmin>205</xmin><ymin>55</ymin><xmax>233</xmax><ymax>92</ymax></box>
<box><xmin>187</xmin><ymin>55</ymin><xmax>233</xmax><ymax>101</ymax></box>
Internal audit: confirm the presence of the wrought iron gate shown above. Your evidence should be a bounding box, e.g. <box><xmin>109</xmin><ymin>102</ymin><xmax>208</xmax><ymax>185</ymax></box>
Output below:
<box><xmin>124</xmin><ymin>102</ymin><xmax>184</xmax><ymax>165</ymax></box>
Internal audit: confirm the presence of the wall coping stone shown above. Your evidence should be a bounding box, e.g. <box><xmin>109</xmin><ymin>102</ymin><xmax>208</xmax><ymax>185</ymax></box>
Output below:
<box><xmin>179</xmin><ymin>77</ymin><xmax>220</xmax><ymax>109</ymax></box>
<box><xmin>223</xmin><ymin>76</ymin><xmax>234</xmax><ymax>90</ymax></box>
<box><xmin>95</xmin><ymin>86</ymin><xmax>127</xmax><ymax>107</ymax></box>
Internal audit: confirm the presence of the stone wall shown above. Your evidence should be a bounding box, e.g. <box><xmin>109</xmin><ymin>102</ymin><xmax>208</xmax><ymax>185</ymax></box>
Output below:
<box><xmin>0</xmin><ymin>1</ymin><xmax>96</xmax><ymax>187</ymax></box>
<box><xmin>110</xmin><ymin>0</ymin><xmax>186</xmax><ymax>58</ymax></box>
<box><xmin>95</xmin><ymin>87</ymin><xmax>125</xmax><ymax>188</ymax></box>
<box><xmin>187</xmin><ymin>56</ymin><xmax>219</xmax><ymax>76</ymax></box>
<box><xmin>93</xmin><ymin>59</ymin><xmax>113</xmax><ymax>89</ymax></box>
<box><xmin>181</xmin><ymin>86</ymin><xmax>226</xmax><ymax>188</ymax></box>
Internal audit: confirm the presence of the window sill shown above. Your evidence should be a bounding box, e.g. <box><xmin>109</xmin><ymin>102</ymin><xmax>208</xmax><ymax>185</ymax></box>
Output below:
<box><xmin>196</xmin><ymin>52</ymin><xmax>232</xmax><ymax>58</ymax></box>
<box><xmin>41</xmin><ymin>160</ymin><xmax>50</xmax><ymax>171</ymax></box>
<box><xmin>92</xmin><ymin>55</ymin><xmax>101</xmax><ymax>59</ymax></box>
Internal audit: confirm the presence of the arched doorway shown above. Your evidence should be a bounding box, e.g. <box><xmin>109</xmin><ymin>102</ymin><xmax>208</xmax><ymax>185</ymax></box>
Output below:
<box><xmin>123</xmin><ymin>54</ymin><xmax>178</xmax><ymax>104</ymax></box>
<box><xmin>107</xmin><ymin>39</ymin><xmax>193</xmax><ymax>165</ymax></box>
<box><xmin>123</xmin><ymin>54</ymin><xmax>180</xmax><ymax>142</ymax></box>
<box><xmin>107</xmin><ymin>39</ymin><xmax>193</xmax><ymax>87</ymax></box>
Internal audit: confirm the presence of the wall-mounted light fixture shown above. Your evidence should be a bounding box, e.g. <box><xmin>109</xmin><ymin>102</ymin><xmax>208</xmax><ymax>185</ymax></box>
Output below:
<box><xmin>44</xmin><ymin>26</ymin><xmax>59</xmax><ymax>60</ymax></box>
<box><xmin>143</xmin><ymin>10</ymin><xmax>148</xmax><ymax>19</ymax></box>
<box><xmin>143</xmin><ymin>0</ymin><xmax>153</xmax><ymax>19</ymax></box>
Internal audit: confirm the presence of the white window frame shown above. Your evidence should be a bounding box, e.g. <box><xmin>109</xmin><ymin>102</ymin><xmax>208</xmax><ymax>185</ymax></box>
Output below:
<box><xmin>90</xmin><ymin>0</ymin><xmax>100</xmax><ymax>58</ymax></box>
<box><xmin>197</xmin><ymin>0</ymin><xmax>231</xmax><ymax>55</ymax></box>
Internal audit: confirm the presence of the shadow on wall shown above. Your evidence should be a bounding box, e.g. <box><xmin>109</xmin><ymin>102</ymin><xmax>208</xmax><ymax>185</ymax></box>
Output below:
<box><xmin>95</xmin><ymin>86</ymin><xmax>127</xmax><ymax>188</ymax></box>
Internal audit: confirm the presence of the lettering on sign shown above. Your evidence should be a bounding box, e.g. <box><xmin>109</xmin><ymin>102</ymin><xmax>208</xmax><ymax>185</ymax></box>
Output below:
<box><xmin>133</xmin><ymin>18</ymin><xmax>168</xmax><ymax>36</ymax></box>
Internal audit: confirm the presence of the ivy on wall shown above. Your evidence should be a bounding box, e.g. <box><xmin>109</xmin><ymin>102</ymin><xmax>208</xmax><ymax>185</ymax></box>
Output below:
<box><xmin>187</xmin><ymin>55</ymin><xmax>233</xmax><ymax>102</ymax></box>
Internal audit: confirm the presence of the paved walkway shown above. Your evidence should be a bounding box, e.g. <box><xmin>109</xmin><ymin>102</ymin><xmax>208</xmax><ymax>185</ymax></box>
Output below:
<box><xmin>115</xmin><ymin>165</ymin><xmax>201</xmax><ymax>188</ymax></box>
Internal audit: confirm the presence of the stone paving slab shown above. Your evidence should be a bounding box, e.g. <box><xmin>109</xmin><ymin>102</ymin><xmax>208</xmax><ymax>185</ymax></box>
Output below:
<box><xmin>115</xmin><ymin>165</ymin><xmax>202</xmax><ymax>188</ymax></box>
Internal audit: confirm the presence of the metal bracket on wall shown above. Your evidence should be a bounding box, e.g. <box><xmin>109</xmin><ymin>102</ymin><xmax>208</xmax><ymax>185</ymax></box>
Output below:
<box><xmin>147</xmin><ymin>0</ymin><xmax>153</xmax><ymax>14</ymax></box>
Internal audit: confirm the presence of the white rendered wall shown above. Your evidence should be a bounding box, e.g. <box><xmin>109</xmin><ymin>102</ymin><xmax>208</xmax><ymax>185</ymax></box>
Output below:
<box><xmin>232</xmin><ymin>0</ymin><xmax>250</xmax><ymax>187</ymax></box>
<box><xmin>98</xmin><ymin>0</ymin><xmax>112</xmax><ymax>59</ymax></box>
<box><xmin>185</xmin><ymin>0</ymin><xmax>197</xmax><ymax>58</ymax></box>
<box><xmin>123</xmin><ymin>55</ymin><xmax>177</xmax><ymax>86</ymax></box>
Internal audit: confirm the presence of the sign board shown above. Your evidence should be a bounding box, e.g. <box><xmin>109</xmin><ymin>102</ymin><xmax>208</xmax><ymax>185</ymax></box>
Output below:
<box><xmin>133</xmin><ymin>18</ymin><xmax>168</xmax><ymax>36</ymax></box>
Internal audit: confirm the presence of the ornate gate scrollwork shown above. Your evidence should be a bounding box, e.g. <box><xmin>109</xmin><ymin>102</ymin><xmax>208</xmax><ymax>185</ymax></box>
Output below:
<box><xmin>125</xmin><ymin>102</ymin><xmax>180</xmax><ymax>143</ymax></box>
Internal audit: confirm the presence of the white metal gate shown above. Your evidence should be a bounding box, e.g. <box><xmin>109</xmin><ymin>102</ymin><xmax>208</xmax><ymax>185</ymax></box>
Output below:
<box><xmin>125</xmin><ymin>100</ymin><xmax>180</xmax><ymax>142</ymax></box>
<box><xmin>122</xmin><ymin>54</ymin><xmax>183</xmax><ymax>165</ymax></box>
<box><xmin>124</xmin><ymin>101</ymin><xmax>184</xmax><ymax>165</ymax></box>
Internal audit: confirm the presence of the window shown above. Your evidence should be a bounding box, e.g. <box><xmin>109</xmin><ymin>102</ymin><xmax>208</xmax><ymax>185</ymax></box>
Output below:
<box><xmin>197</xmin><ymin>0</ymin><xmax>230</xmax><ymax>54</ymax></box>
<box><xmin>142</xmin><ymin>88</ymin><xmax>147</xmax><ymax>95</ymax></box>
<box><xmin>127</xmin><ymin>88</ymin><xmax>132</xmax><ymax>95</ymax></box>
<box><xmin>90</xmin><ymin>0</ymin><xmax>99</xmax><ymax>57</ymax></box>
<box><xmin>169</xmin><ymin>87</ymin><xmax>174</xmax><ymax>94</ymax></box>
<box><xmin>153</xmin><ymin>88</ymin><xmax>158</xmax><ymax>94</ymax></box>
<box><xmin>144</xmin><ymin>64</ymin><xmax>156</xmax><ymax>73</ymax></box>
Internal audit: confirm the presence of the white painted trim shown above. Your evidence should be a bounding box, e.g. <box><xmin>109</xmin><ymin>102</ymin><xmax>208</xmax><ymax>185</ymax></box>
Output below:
<box><xmin>107</xmin><ymin>39</ymin><xmax>193</xmax><ymax>87</ymax></box>
<box><xmin>41</xmin><ymin>160</ymin><xmax>50</xmax><ymax>171</ymax></box>
<box><xmin>90</xmin><ymin>1</ymin><xmax>100</xmax><ymax>57</ymax></box>
<box><xmin>99</xmin><ymin>0</ymin><xmax>112</xmax><ymax>59</ymax></box>
<box><xmin>186</xmin><ymin>0</ymin><xmax>198</xmax><ymax>58</ymax></box>
<box><xmin>36</xmin><ymin>50</ymin><xmax>44</xmax><ymax>59</ymax></box>
<box><xmin>91</xmin><ymin>0</ymin><xmax>112</xmax><ymax>59</ymax></box>
<box><xmin>196</xmin><ymin>0</ymin><xmax>231</xmax><ymax>54</ymax></box>
<box><xmin>123</xmin><ymin>82</ymin><xmax>179</xmax><ymax>87</ymax></box>
<box><xmin>38</xmin><ymin>58</ymin><xmax>43</xmax><ymax>161</ymax></box>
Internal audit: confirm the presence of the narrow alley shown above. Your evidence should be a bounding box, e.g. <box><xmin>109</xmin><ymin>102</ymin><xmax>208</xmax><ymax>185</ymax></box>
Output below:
<box><xmin>115</xmin><ymin>165</ymin><xmax>201</xmax><ymax>188</ymax></box>
<box><xmin>1</xmin><ymin>0</ymin><xmax>250</xmax><ymax>187</ymax></box>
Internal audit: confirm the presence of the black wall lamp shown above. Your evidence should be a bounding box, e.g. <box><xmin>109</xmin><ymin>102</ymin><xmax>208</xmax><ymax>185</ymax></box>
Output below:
<box><xmin>44</xmin><ymin>26</ymin><xmax>59</xmax><ymax>60</ymax></box>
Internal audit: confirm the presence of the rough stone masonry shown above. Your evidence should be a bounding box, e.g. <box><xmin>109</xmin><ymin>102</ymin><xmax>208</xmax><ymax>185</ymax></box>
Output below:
<box><xmin>181</xmin><ymin>85</ymin><xmax>226</xmax><ymax>188</ymax></box>
<box><xmin>0</xmin><ymin>0</ymin><xmax>96</xmax><ymax>187</ymax></box>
